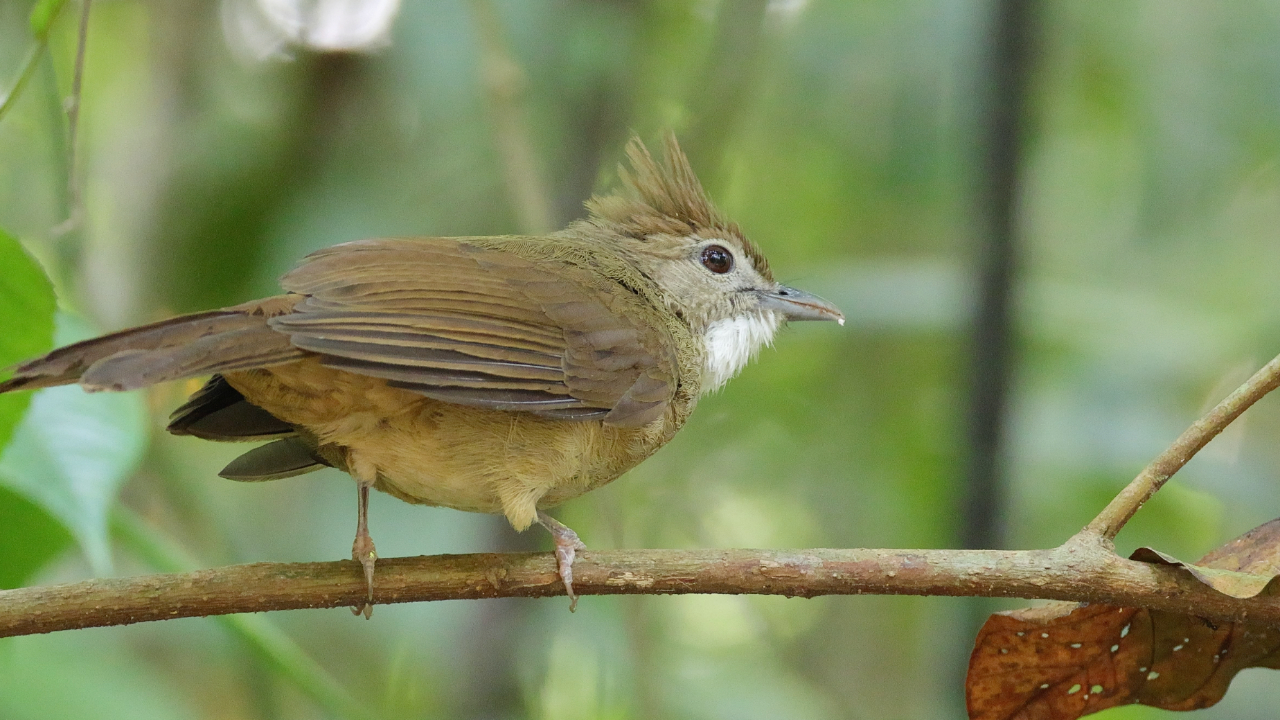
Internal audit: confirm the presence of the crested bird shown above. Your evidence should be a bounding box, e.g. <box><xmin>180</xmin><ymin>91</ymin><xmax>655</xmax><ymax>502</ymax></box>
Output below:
<box><xmin>0</xmin><ymin>135</ymin><xmax>843</xmax><ymax>614</ymax></box>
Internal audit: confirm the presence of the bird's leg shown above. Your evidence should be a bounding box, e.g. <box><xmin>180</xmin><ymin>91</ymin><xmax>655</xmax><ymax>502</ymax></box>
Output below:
<box><xmin>351</xmin><ymin>480</ymin><xmax>377</xmax><ymax>618</ymax></box>
<box><xmin>536</xmin><ymin>510</ymin><xmax>588</xmax><ymax>612</ymax></box>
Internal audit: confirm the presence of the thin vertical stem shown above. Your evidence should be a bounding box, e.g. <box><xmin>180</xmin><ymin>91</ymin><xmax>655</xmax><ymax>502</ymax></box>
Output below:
<box><xmin>53</xmin><ymin>0</ymin><xmax>93</xmax><ymax>235</ymax></box>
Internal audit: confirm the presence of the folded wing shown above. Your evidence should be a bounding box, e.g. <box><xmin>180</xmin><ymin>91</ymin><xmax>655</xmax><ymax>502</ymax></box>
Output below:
<box><xmin>270</xmin><ymin>238</ymin><xmax>678</xmax><ymax>428</ymax></box>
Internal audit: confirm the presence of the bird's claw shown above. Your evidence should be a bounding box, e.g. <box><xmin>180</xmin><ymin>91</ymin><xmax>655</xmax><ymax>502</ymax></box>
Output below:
<box><xmin>537</xmin><ymin>511</ymin><xmax>587</xmax><ymax>612</ymax></box>
<box><xmin>351</xmin><ymin>534</ymin><xmax>377</xmax><ymax>618</ymax></box>
<box><xmin>554</xmin><ymin>537</ymin><xmax>586</xmax><ymax>612</ymax></box>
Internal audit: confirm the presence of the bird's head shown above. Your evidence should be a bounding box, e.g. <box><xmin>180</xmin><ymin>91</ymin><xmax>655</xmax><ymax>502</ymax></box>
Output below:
<box><xmin>576</xmin><ymin>134</ymin><xmax>844</xmax><ymax>393</ymax></box>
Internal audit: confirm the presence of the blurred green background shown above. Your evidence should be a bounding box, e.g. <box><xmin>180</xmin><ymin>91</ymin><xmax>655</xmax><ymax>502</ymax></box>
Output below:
<box><xmin>2</xmin><ymin>1</ymin><xmax>1280</xmax><ymax>718</ymax></box>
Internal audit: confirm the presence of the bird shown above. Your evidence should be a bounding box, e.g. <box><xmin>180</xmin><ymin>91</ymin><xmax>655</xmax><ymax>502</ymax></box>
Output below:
<box><xmin>0</xmin><ymin>135</ymin><xmax>843</xmax><ymax>615</ymax></box>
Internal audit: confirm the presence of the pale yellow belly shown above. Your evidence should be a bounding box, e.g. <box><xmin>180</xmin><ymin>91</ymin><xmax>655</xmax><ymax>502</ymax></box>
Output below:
<box><xmin>321</xmin><ymin>399</ymin><xmax>634</xmax><ymax>527</ymax></box>
<box><xmin>224</xmin><ymin>360</ymin><xmax>669</xmax><ymax>530</ymax></box>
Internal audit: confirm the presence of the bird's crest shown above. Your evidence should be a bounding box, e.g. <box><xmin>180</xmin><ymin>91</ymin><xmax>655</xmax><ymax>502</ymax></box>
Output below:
<box><xmin>584</xmin><ymin>134</ymin><xmax>772</xmax><ymax>280</ymax></box>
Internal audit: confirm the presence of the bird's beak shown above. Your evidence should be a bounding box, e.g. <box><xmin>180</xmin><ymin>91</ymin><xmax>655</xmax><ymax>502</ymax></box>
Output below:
<box><xmin>759</xmin><ymin>286</ymin><xmax>845</xmax><ymax>325</ymax></box>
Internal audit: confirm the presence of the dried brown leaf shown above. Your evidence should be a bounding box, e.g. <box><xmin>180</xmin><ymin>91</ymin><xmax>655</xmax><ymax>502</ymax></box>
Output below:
<box><xmin>967</xmin><ymin>519</ymin><xmax>1280</xmax><ymax>719</ymax></box>
<box><xmin>1130</xmin><ymin>518</ymin><xmax>1280</xmax><ymax>598</ymax></box>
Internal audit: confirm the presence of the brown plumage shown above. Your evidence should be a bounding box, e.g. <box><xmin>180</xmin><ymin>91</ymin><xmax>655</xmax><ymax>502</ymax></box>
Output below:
<box><xmin>0</xmin><ymin>135</ymin><xmax>843</xmax><ymax>613</ymax></box>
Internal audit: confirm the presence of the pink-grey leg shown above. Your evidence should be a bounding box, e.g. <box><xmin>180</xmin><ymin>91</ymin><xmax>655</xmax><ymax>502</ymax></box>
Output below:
<box><xmin>351</xmin><ymin>482</ymin><xmax>377</xmax><ymax>618</ymax></box>
<box><xmin>537</xmin><ymin>510</ymin><xmax>588</xmax><ymax>612</ymax></box>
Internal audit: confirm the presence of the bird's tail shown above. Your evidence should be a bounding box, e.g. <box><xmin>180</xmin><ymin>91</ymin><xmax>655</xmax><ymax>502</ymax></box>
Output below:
<box><xmin>0</xmin><ymin>298</ymin><xmax>305</xmax><ymax>394</ymax></box>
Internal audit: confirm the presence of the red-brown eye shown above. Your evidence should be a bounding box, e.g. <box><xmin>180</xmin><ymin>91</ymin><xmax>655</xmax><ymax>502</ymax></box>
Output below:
<box><xmin>700</xmin><ymin>245</ymin><xmax>733</xmax><ymax>274</ymax></box>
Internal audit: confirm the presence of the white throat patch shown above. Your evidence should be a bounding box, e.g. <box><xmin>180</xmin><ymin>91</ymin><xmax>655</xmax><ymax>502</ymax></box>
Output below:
<box><xmin>700</xmin><ymin>313</ymin><xmax>781</xmax><ymax>393</ymax></box>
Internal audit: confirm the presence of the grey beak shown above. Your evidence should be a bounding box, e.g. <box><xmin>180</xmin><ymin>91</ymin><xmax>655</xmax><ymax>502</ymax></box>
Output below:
<box><xmin>759</xmin><ymin>286</ymin><xmax>845</xmax><ymax>325</ymax></box>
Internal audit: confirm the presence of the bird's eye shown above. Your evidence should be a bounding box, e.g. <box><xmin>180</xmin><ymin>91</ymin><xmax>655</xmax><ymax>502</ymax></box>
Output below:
<box><xmin>700</xmin><ymin>245</ymin><xmax>733</xmax><ymax>274</ymax></box>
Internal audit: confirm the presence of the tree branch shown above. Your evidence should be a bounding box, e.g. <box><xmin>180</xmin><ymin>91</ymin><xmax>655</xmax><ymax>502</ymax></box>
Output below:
<box><xmin>5</xmin><ymin>346</ymin><xmax>1280</xmax><ymax>641</ymax></box>
<box><xmin>3</xmin><ymin>541</ymin><xmax>1280</xmax><ymax>639</ymax></box>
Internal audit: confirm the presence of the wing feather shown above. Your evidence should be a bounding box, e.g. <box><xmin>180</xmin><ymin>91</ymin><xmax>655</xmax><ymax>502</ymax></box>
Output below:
<box><xmin>271</xmin><ymin>238</ymin><xmax>678</xmax><ymax>426</ymax></box>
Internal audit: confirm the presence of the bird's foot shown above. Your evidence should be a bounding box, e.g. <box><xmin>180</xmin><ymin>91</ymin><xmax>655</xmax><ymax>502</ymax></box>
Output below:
<box><xmin>351</xmin><ymin>482</ymin><xmax>376</xmax><ymax>619</ymax></box>
<box><xmin>351</xmin><ymin>530</ymin><xmax>377</xmax><ymax>618</ymax></box>
<box><xmin>537</xmin><ymin>510</ymin><xmax>588</xmax><ymax>612</ymax></box>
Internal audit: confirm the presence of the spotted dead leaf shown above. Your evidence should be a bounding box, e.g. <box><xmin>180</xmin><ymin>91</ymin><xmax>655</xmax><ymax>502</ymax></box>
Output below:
<box><xmin>1130</xmin><ymin>517</ymin><xmax>1280</xmax><ymax>598</ymax></box>
<box><xmin>967</xmin><ymin>519</ymin><xmax>1280</xmax><ymax>720</ymax></box>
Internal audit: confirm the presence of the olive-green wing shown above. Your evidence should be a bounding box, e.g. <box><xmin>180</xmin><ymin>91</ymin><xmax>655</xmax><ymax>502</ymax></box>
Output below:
<box><xmin>269</xmin><ymin>238</ymin><xmax>677</xmax><ymax>427</ymax></box>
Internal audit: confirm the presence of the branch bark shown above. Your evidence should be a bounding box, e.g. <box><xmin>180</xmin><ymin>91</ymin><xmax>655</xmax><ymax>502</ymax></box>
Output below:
<box><xmin>3</xmin><ymin>538</ymin><xmax>1280</xmax><ymax>639</ymax></box>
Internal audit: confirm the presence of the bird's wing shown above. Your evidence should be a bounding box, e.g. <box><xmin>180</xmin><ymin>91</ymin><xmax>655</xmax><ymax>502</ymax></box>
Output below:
<box><xmin>270</xmin><ymin>238</ymin><xmax>678</xmax><ymax>427</ymax></box>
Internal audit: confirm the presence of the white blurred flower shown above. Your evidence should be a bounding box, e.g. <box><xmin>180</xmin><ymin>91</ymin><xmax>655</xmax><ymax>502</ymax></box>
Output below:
<box><xmin>221</xmin><ymin>0</ymin><xmax>402</xmax><ymax>62</ymax></box>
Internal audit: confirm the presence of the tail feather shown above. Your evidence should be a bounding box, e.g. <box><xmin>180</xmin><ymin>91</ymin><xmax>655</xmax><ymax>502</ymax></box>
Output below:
<box><xmin>0</xmin><ymin>300</ymin><xmax>306</xmax><ymax>394</ymax></box>
<box><xmin>220</xmin><ymin>438</ymin><xmax>330</xmax><ymax>481</ymax></box>
<box><xmin>168</xmin><ymin>375</ymin><xmax>295</xmax><ymax>441</ymax></box>
<box><xmin>79</xmin><ymin>325</ymin><xmax>303</xmax><ymax>392</ymax></box>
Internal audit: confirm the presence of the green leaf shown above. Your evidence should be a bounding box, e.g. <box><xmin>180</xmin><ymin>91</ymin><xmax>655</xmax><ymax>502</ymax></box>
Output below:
<box><xmin>0</xmin><ymin>485</ymin><xmax>72</xmax><ymax>589</ymax></box>
<box><xmin>0</xmin><ymin>314</ymin><xmax>149</xmax><ymax>574</ymax></box>
<box><xmin>0</xmin><ymin>229</ymin><xmax>56</xmax><ymax>452</ymax></box>
<box><xmin>0</xmin><ymin>229</ymin><xmax>63</xmax><ymax>588</ymax></box>
<box><xmin>28</xmin><ymin>0</ymin><xmax>69</xmax><ymax>41</ymax></box>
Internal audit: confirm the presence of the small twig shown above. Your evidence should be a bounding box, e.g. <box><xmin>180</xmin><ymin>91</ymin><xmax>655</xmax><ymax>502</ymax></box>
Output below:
<box><xmin>3</xmin><ymin>543</ymin><xmax>1280</xmax><ymax>638</ymax></box>
<box><xmin>1083</xmin><ymin>352</ymin><xmax>1280</xmax><ymax>541</ymax></box>
<box><xmin>51</xmin><ymin>0</ymin><xmax>92</xmax><ymax>236</ymax></box>
<box><xmin>0</xmin><ymin>44</ymin><xmax>47</xmax><ymax>125</ymax></box>
<box><xmin>0</xmin><ymin>0</ymin><xmax>69</xmax><ymax>123</ymax></box>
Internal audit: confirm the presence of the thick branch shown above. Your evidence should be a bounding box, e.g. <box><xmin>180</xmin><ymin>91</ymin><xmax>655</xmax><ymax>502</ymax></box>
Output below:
<box><xmin>3</xmin><ymin>540</ymin><xmax>1280</xmax><ymax>638</ymax></box>
<box><xmin>1084</xmin><ymin>352</ymin><xmax>1280</xmax><ymax>540</ymax></box>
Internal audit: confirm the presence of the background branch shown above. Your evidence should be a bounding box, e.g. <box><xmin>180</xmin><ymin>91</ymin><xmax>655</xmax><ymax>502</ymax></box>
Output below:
<box><xmin>0</xmin><ymin>44</ymin><xmax>45</xmax><ymax>124</ymax></box>
<box><xmin>3</xmin><ymin>542</ymin><xmax>1280</xmax><ymax>639</ymax></box>
<box><xmin>0</xmin><ymin>0</ymin><xmax>71</xmax><ymax>123</ymax></box>
<box><xmin>51</xmin><ymin>0</ymin><xmax>91</xmax><ymax>235</ymax></box>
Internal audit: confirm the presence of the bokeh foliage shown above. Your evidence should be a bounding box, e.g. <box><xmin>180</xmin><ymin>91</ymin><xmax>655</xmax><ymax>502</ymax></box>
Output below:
<box><xmin>1</xmin><ymin>1</ymin><xmax>1280</xmax><ymax>719</ymax></box>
